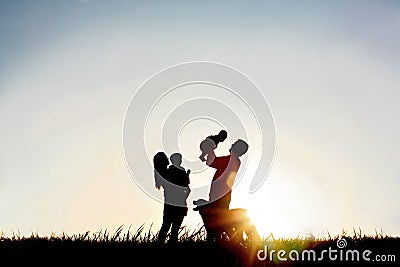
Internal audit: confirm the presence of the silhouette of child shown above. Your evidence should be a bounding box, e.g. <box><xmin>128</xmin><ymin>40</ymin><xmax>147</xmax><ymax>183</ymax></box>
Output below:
<box><xmin>199</xmin><ymin>130</ymin><xmax>228</xmax><ymax>162</ymax></box>
<box><xmin>168</xmin><ymin>152</ymin><xmax>191</xmax><ymax>197</ymax></box>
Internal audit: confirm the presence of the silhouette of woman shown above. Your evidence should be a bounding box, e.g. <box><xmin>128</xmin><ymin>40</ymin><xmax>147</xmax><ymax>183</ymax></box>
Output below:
<box><xmin>153</xmin><ymin>151</ymin><xmax>191</xmax><ymax>244</ymax></box>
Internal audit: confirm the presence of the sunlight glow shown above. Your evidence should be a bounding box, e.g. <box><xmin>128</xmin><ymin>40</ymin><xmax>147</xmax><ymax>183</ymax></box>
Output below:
<box><xmin>248</xmin><ymin>207</ymin><xmax>296</xmax><ymax>239</ymax></box>
<box><xmin>232</xmin><ymin>167</ymin><xmax>331</xmax><ymax>239</ymax></box>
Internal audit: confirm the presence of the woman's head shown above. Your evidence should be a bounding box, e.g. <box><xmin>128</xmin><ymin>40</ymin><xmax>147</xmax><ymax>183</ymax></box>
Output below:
<box><xmin>153</xmin><ymin>152</ymin><xmax>169</xmax><ymax>190</ymax></box>
<box><xmin>153</xmin><ymin>151</ymin><xmax>169</xmax><ymax>171</ymax></box>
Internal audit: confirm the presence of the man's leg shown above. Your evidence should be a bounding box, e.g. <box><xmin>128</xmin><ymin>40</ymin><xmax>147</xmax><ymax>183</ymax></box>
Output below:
<box><xmin>206</xmin><ymin>193</ymin><xmax>232</xmax><ymax>242</ymax></box>
<box><xmin>211</xmin><ymin>192</ymin><xmax>231</xmax><ymax>210</ymax></box>
<box><xmin>219</xmin><ymin>192</ymin><xmax>231</xmax><ymax>210</ymax></box>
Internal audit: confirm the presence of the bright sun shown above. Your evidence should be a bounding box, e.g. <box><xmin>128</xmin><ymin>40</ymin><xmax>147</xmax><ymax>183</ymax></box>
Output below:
<box><xmin>231</xmin><ymin>170</ymin><xmax>321</xmax><ymax>239</ymax></box>
<box><xmin>247</xmin><ymin>205</ymin><xmax>295</xmax><ymax>239</ymax></box>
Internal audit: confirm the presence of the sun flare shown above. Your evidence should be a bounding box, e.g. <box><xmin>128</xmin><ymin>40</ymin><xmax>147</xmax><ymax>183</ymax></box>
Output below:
<box><xmin>247</xmin><ymin>207</ymin><xmax>296</xmax><ymax>239</ymax></box>
<box><xmin>231</xmin><ymin>169</ymin><xmax>323</xmax><ymax>240</ymax></box>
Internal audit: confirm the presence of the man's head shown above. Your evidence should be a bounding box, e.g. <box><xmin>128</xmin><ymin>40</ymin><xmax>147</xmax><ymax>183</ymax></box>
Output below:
<box><xmin>230</xmin><ymin>139</ymin><xmax>249</xmax><ymax>157</ymax></box>
<box><xmin>170</xmin><ymin>152</ymin><xmax>182</xmax><ymax>166</ymax></box>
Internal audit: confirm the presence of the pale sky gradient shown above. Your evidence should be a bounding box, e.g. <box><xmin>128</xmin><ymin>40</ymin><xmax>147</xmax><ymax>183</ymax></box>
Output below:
<box><xmin>1</xmin><ymin>0</ymin><xmax>399</xmax><ymax>238</ymax></box>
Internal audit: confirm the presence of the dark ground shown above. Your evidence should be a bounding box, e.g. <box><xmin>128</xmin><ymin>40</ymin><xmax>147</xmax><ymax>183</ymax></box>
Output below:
<box><xmin>0</xmin><ymin>236</ymin><xmax>398</xmax><ymax>267</ymax></box>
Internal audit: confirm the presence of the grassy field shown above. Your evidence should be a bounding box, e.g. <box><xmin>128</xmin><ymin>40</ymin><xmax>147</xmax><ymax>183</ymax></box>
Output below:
<box><xmin>0</xmin><ymin>225</ymin><xmax>398</xmax><ymax>266</ymax></box>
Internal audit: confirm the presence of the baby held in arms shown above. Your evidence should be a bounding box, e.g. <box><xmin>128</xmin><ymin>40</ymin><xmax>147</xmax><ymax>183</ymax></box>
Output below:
<box><xmin>198</xmin><ymin>130</ymin><xmax>227</xmax><ymax>162</ymax></box>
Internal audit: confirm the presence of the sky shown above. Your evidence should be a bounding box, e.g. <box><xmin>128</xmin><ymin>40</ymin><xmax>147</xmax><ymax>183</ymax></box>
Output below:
<box><xmin>1</xmin><ymin>0</ymin><xmax>399</xmax><ymax>239</ymax></box>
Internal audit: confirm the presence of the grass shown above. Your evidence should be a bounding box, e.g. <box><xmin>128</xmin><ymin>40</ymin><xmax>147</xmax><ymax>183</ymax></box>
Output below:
<box><xmin>0</xmin><ymin>225</ymin><xmax>398</xmax><ymax>266</ymax></box>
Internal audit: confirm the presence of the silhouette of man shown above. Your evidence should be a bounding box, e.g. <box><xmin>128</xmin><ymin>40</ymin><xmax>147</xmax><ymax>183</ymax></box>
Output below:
<box><xmin>205</xmin><ymin>139</ymin><xmax>249</xmax><ymax>210</ymax></box>
<box><xmin>154</xmin><ymin>152</ymin><xmax>191</xmax><ymax>244</ymax></box>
